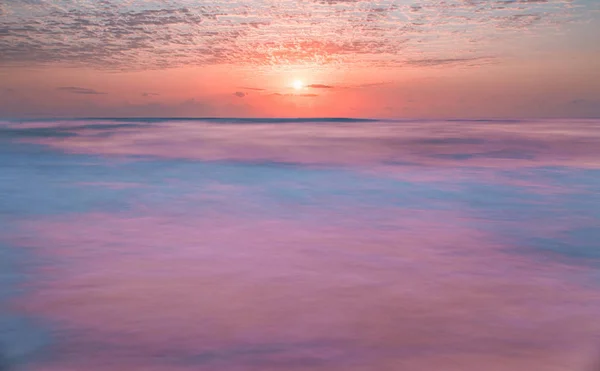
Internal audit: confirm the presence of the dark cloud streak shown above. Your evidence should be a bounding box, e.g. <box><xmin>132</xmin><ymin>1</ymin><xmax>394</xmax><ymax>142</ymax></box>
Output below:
<box><xmin>307</xmin><ymin>84</ymin><xmax>334</xmax><ymax>89</ymax></box>
<box><xmin>57</xmin><ymin>86</ymin><xmax>107</xmax><ymax>95</ymax></box>
<box><xmin>238</xmin><ymin>87</ymin><xmax>266</xmax><ymax>91</ymax></box>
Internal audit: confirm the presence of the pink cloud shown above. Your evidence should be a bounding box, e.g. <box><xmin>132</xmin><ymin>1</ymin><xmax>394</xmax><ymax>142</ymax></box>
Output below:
<box><xmin>0</xmin><ymin>0</ymin><xmax>586</xmax><ymax>69</ymax></box>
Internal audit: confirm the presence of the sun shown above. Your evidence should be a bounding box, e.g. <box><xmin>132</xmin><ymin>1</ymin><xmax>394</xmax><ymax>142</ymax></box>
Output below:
<box><xmin>293</xmin><ymin>79</ymin><xmax>304</xmax><ymax>90</ymax></box>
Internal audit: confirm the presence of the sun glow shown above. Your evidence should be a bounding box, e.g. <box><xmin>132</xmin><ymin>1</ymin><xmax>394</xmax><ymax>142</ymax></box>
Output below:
<box><xmin>293</xmin><ymin>79</ymin><xmax>304</xmax><ymax>90</ymax></box>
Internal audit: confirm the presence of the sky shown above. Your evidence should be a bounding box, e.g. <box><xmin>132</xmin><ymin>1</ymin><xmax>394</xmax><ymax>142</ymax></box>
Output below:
<box><xmin>0</xmin><ymin>0</ymin><xmax>599</xmax><ymax>118</ymax></box>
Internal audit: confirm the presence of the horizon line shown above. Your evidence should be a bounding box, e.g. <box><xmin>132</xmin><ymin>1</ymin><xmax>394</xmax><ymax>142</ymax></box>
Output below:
<box><xmin>2</xmin><ymin>116</ymin><xmax>600</xmax><ymax>122</ymax></box>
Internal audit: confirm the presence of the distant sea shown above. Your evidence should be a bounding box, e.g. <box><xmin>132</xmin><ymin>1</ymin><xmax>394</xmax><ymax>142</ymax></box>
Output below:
<box><xmin>1</xmin><ymin>118</ymin><xmax>599</xmax><ymax>370</ymax></box>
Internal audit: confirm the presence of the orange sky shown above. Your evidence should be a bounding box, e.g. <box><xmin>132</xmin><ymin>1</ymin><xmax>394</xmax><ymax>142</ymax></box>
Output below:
<box><xmin>1</xmin><ymin>0</ymin><xmax>599</xmax><ymax>118</ymax></box>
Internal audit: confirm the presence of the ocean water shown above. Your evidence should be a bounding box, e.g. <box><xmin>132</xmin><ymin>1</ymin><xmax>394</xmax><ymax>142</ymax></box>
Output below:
<box><xmin>0</xmin><ymin>118</ymin><xmax>599</xmax><ymax>370</ymax></box>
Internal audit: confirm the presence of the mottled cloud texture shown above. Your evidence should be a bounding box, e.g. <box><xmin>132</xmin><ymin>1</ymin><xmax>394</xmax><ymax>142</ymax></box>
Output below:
<box><xmin>0</xmin><ymin>0</ymin><xmax>592</xmax><ymax>70</ymax></box>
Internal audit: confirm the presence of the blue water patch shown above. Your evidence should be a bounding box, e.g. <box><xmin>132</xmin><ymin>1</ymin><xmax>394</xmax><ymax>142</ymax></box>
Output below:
<box><xmin>530</xmin><ymin>227</ymin><xmax>600</xmax><ymax>260</ymax></box>
<box><xmin>0</xmin><ymin>236</ymin><xmax>49</xmax><ymax>369</ymax></box>
<box><xmin>0</xmin><ymin>140</ymin><xmax>467</xmax><ymax>219</ymax></box>
<box><xmin>0</xmin><ymin>244</ymin><xmax>24</xmax><ymax>303</ymax></box>
<box><xmin>455</xmin><ymin>167</ymin><xmax>600</xmax><ymax>265</ymax></box>
<box><xmin>2</xmin><ymin>138</ymin><xmax>598</xmax><ymax>237</ymax></box>
<box><xmin>0</xmin><ymin>141</ymin><xmax>139</xmax><ymax>217</ymax></box>
<box><xmin>0</xmin><ymin>314</ymin><xmax>48</xmax><ymax>370</ymax></box>
<box><xmin>2</xmin><ymin>139</ymin><xmax>599</xmax><ymax>249</ymax></box>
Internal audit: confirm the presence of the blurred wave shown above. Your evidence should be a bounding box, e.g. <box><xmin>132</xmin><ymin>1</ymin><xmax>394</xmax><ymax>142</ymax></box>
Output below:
<box><xmin>3</xmin><ymin>118</ymin><xmax>599</xmax><ymax>168</ymax></box>
<box><xmin>0</xmin><ymin>118</ymin><xmax>599</xmax><ymax>370</ymax></box>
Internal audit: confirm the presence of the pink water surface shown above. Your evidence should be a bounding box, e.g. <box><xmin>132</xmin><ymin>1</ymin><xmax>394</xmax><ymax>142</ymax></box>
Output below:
<box><xmin>10</xmin><ymin>207</ymin><xmax>600</xmax><ymax>371</ymax></box>
<box><xmin>3</xmin><ymin>118</ymin><xmax>600</xmax><ymax>370</ymax></box>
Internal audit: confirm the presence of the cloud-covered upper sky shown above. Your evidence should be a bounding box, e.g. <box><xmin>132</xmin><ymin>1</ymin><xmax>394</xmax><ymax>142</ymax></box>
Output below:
<box><xmin>0</xmin><ymin>0</ymin><xmax>593</xmax><ymax>68</ymax></box>
<box><xmin>0</xmin><ymin>0</ymin><xmax>599</xmax><ymax>117</ymax></box>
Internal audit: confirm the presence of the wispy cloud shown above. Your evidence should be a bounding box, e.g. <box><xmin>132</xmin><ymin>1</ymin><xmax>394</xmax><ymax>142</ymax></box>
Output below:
<box><xmin>142</xmin><ymin>92</ymin><xmax>160</xmax><ymax>97</ymax></box>
<box><xmin>307</xmin><ymin>84</ymin><xmax>334</xmax><ymax>89</ymax></box>
<box><xmin>238</xmin><ymin>87</ymin><xmax>266</xmax><ymax>91</ymax></box>
<box><xmin>270</xmin><ymin>93</ymin><xmax>319</xmax><ymax>97</ymax></box>
<box><xmin>57</xmin><ymin>86</ymin><xmax>107</xmax><ymax>95</ymax></box>
<box><xmin>405</xmin><ymin>57</ymin><xmax>496</xmax><ymax>67</ymax></box>
<box><xmin>354</xmin><ymin>82</ymin><xmax>390</xmax><ymax>89</ymax></box>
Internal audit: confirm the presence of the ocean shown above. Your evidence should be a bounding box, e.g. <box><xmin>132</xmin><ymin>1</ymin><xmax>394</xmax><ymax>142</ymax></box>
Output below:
<box><xmin>1</xmin><ymin>118</ymin><xmax>599</xmax><ymax>370</ymax></box>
